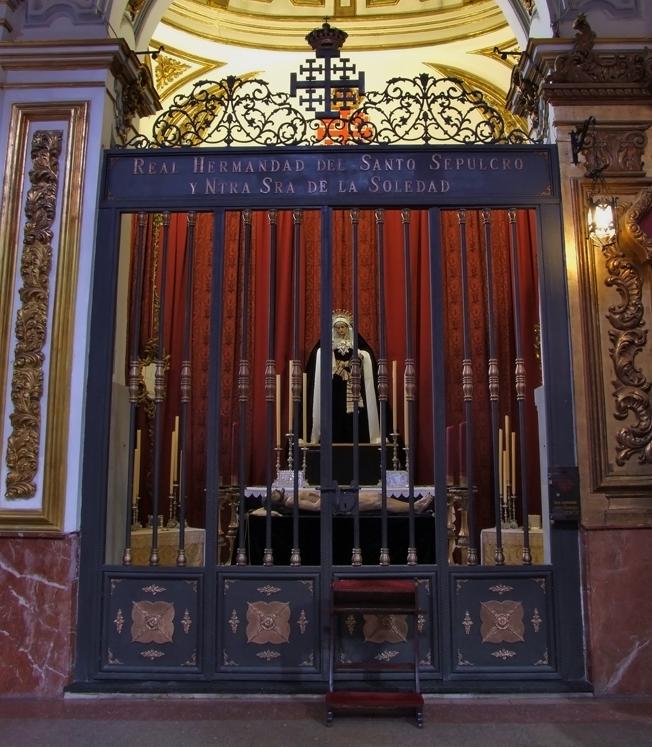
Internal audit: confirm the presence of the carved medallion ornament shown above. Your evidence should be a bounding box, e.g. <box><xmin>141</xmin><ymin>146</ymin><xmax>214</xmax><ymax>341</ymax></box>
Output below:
<box><xmin>362</xmin><ymin>614</ymin><xmax>408</xmax><ymax>644</ymax></box>
<box><xmin>246</xmin><ymin>601</ymin><xmax>291</xmax><ymax>645</ymax></box>
<box><xmin>480</xmin><ymin>600</ymin><xmax>525</xmax><ymax>644</ymax></box>
<box><xmin>5</xmin><ymin>130</ymin><xmax>62</xmax><ymax>499</ymax></box>
<box><xmin>131</xmin><ymin>600</ymin><xmax>175</xmax><ymax>644</ymax></box>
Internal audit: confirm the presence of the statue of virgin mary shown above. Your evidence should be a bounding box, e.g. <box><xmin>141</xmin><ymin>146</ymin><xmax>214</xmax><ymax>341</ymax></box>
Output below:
<box><xmin>308</xmin><ymin>310</ymin><xmax>380</xmax><ymax>444</ymax></box>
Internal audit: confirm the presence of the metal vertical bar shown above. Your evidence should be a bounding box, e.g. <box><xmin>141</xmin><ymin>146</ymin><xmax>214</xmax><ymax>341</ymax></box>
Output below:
<box><xmin>401</xmin><ymin>208</ymin><xmax>417</xmax><ymax>565</ymax></box>
<box><xmin>349</xmin><ymin>208</ymin><xmax>362</xmax><ymax>566</ymax></box>
<box><xmin>508</xmin><ymin>209</ymin><xmax>532</xmax><ymax>564</ymax></box>
<box><xmin>290</xmin><ymin>208</ymin><xmax>303</xmax><ymax>567</ymax></box>
<box><xmin>456</xmin><ymin>209</ymin><xmax>478</xmax><ymax>565</ymax></box>
<box><xmin>203</xmin><ymin>208</ymin><xmax>225</xmax><ymax>667</ymax></box>
<box><xmin>235</xmin><ymin>209</ymin><xmax>252</xmax><ymax>566</ymax></box>
<box><xmin>481</xmin><ymin>209</ymin><xmax>505</xmax><ymax>565</ymax></box>
<box><xmin>263</xmin><ymin>209</ymin><xmax>278</xmax><ymax>567</ymax></box>
<box><xmin>176</xmin><ymin>211</ymin><xmax>197</xmax><ymax>566</ymax></box>
<box><xmin>375</xmin><ymin>208</ymin><xmax>390</xmax><ymax>566</ymax></box>
<box><xmin>123</xmin><ymin>212</ymin><xmax>148</xmax><ymax>566</ymax></box>
<box><xmin>149</xmin><ymin>211</ymin><xmax>171</xmax><ymax>566</ymax></box>
<box><xmin>429</xmin><ymin>208</ymin><xmax>448</xmax><ymax>554</ymax></box>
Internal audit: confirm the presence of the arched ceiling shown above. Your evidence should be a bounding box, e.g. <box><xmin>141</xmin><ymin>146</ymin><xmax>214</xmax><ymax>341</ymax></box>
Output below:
<box><xmin>161</xmin><ymin>0</ymin><xmax>508</xmax><ymax>51</ymax></box>
<box><xmin>139</xmin><ymin>0</ymin><xmax>528</xmax><ymax>128</ymax></box>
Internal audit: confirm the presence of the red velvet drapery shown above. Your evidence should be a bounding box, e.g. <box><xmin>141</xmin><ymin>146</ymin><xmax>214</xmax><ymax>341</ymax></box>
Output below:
<box><xmin>128</xmin><ymin>207</ymin><xmax>541</xmax><ymax>535</ymax></box>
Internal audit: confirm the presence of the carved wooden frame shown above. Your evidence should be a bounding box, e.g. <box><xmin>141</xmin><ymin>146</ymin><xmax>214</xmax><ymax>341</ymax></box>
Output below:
<box><xmin>573</xmin><ymin>178</ymin><xmax>652</xmax><ymax>527</ymax></box>
<box><xmin>0</xmin><ymin>102</ymin><xmax>87</xmax><ymax>531</ymax></box>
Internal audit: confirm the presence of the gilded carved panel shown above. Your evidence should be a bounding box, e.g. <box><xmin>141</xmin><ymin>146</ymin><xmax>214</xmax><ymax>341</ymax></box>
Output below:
<box><xmin>453</xmin><ymin>574</ymin><xmax>552</xmax><ymax>670</ymax></box>
<box><xmin>220</xmin><ymin>575</ymin><xmax>319</xmax><ymax>671</ymax></box>
<box><xmin>103</xmin><ymin>575</ymin><xmax>201</xmax><ymax>671</ymax></box>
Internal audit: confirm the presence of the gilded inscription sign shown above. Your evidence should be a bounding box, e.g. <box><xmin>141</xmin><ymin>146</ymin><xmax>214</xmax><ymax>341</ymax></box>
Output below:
<box><xmin>105</xmin><ymin>148</ymin><xmax>555</xmax><ymax>207</ymax></box>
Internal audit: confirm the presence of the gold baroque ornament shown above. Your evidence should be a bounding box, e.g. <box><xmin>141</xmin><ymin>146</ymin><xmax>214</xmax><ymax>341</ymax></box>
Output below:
<box><xmin>246</xmin><ymin>601</ymin><xmax>291</xmax><ymax>645</ymax></box>
<box><xmin>480</xmin><ymin>600</ymin><xmax>525</xmax><ymax>644</ymax></box>
<box><xmin>623</xmin><ymin>186</ymin><xmax>652</xmax><ymax>262</ymax></box>
<box><xmin>131</xmin><ymin>600</ymin><xmax>175</xmax><ymax>644</ymax></box>
<box><xmin>155</xmin><ymin>53</ymin><xmax>191</xmax><ymax>90</ymax></box>
<box><xmin>599</xmin><ymin>236</ymin><xmax>652</xmax><ymax>465</ymax></box>
<box><xmin>5</xmin><ymin>130</ymin><xmax>62</xmax><ymax>499</ymax></box>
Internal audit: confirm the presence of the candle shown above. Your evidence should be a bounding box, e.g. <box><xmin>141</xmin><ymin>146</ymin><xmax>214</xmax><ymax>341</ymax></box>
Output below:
<box><xmin>275</xmin><ymin>374</ymin><xmax>281</xmax><ymax>448</ymax></box>
<box><xmin>132</xmin><ymin>429</ymin><xmax>141</xmax><ymax>498</ymax></box>
<box><xmin>173</xmin><ymin>416</ymin><xmax>179</xmax><ymax>482</ymax></box>
<box><xmin>458</xmin><ymin>421</ymin><xmax>466</xmax><ymax>487</ymax></box>
<box><xmin>403</xmin><ymin>378</ymin><xmax>409</xmax><ymax>447</ymax></box>
<box><xmin>392</xmin><ymin>360</ymin><xmax>397</xmax><ymax>433</ymax></box>
<box><xmin>288</xmin><ymin>361</ymin><xmax>293</xmax><ymax>432</ymax></box>
<box><xmin>446</xmin><ymin>425</ymin><xmax>458</xmax><ymax>486</ymax></box>
<box><xmin>504</xmin><ymin>414</ymin><xmax>510</xmax><ymax>491</ymax></box>
<box><xmin>497</xmin><ymin>427</ymin><xmax>503</xmax><ymax>498</ymax></box>
<box><xmin>503</xmin><ymin>449</ymin><xmax>508</xmax><ymax>499</ymax></box>
<box><xmin>511</xmin><ymin>430</ymin><xmax>516</xmax><ymax>492</ymax></box>
<box><xmin>302</xmin><ymin>372</ymin><xmax>308</xmax><ymax>444</ymax></box>
<box><xmin>169</xmin><ymin>422</ymin><xmax>177</xmax><ymax>495</ymax></box>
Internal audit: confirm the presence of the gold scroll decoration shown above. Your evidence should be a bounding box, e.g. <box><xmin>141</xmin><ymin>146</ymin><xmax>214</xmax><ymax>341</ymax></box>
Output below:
<box><xmin>5</xmin><ymin>130</ymin><xmax>62</xmax><ymax>499</ymax></box>
<box><xmin>480</xmin><ymin>600</ymin><xmax>525</xmax><ymax>644</ymax></box>
<box><xmin>131</xmin><ymin>600</ymin><xmax>175</xmax><ymax>644</ymax></box>
<box><xmin>246</xmin><ymin>601</ymin><xmax>291</xmax><ymax>645</ymax></box>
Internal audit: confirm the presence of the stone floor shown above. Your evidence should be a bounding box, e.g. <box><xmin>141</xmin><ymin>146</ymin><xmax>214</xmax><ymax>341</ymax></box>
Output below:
<box><xmin>1</xmin><ymin>694</ymin><xmax>652</xmax><ymax>747</ymax></box>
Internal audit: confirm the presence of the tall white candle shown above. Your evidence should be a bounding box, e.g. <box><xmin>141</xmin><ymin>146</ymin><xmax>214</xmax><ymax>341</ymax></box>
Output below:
<box><xmin>302</xmin><ymin>372</ymin><xmax>308</xmax><ymax>443</ymax></box>
<box><xmin>169</xmin><ymin>422</ymin><xmax>177</xmax><ymax>495</ymax></box>
<box><xmin>403</xmin><ymin>378</ymin><xmax>409</xmax><ymax>447</ymax></box>
<box><xmin>288</xmin><ymin>361</ymin><xmax>293</xmax><ymax>432</ymax></box>
<box><xmin>132</xmin><ymin>429</ymin><xmax>141</xmax><ymax>498</ymax></box>
<box><xmin>392</xmin><ymin>360</ymin><xmax>397</xmax><ymax>433</ymax></box>
<box><xmin>275</xmin><ymin>374</ymin><xmax>281</xmax><ymax>448</ymax></box>
<box><xmin>497</xmin><ymin>427</ymin><xmax>503</xmax><ymax>499</ymax></box>
<box><xmin>511</xmin><ymin>430</ymin><xmax>516</xmax><ymax>492</ymax></box>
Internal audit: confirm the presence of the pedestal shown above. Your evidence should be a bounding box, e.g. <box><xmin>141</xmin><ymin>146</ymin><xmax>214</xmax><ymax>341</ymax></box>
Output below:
<box><xmin>131</xmin><ymin>527</ymin><xmax>205</xmax><ymax>566</ymax></box>
<box><xmin>480</xmin><ymin>527</ymin><xmax>544</xmax><ymax>565</ymax></box>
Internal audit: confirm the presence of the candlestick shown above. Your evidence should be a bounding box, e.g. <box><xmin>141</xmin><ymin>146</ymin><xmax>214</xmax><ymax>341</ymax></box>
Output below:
<box><xmin>392</xmin><ymin>360</ymin><xmax>397</xmax><ymax>433</ymax></box>
<box><xmin>302</xmin><ymin>372</ymin><xmax>308</xmax><ymax>444</ymax></box>
<box><xmin>275</xmin><ymin>374</ymin><xmax>281</xmax><ymax>448</ymax></box>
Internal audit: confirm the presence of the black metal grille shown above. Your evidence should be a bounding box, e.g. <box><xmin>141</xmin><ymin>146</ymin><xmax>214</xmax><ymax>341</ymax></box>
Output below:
<box><xmin>126</xmin><ymin>73</ymin><xmax>532</xmax><ymax>149</ymax></box>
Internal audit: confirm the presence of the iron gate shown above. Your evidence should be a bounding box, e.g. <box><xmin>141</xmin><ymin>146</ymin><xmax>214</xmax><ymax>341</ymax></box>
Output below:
<box><xmin>72</xmin><ymin>143</ymin><xmax>586</xmax><ymax>692</ymax></box>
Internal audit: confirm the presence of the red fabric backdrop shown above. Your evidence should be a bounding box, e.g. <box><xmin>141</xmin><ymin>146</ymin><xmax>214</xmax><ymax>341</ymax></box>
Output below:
<box><xmin>129</xmin><ymin>207</ymin><xmax>541</xmax><ymax>535</ymax></box>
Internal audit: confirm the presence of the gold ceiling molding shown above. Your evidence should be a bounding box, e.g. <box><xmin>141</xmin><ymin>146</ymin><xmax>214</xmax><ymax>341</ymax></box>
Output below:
<box><xmin>162</xmin><ymin>0</ymin><xmax>507</xmax><ymax>51</ymax></box>
<box><xmin>424</xmin><ymin>62</ymin><xmax>527</xmax><ymax>134</ymax></box>
<box><xmin>149</xmin><ymin>41</ymin><xmax>226</xmax><ymax>100</ymax></box>
<box><xmin>475</xmin><ymin>38</ymin><xmax>521</xmax><ymax>70</ymax></box>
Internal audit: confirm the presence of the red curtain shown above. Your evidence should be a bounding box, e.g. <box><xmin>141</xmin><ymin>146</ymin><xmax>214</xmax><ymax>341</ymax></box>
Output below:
<box><xmin>129</xmin><ymin>207</ymin><xmax>541</xmax><ymax>534</ymax></box>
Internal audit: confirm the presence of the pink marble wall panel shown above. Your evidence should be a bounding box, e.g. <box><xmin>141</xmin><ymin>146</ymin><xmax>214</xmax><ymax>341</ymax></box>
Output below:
<box><xmin>583</xmin><ymin>528</ymin><xmax>652</xmax><ymax>694</ymax></box>
<box><xmin>0</xmin><ymin>534</ymin><xmax>79</xmax><ymax>696</ymax></box>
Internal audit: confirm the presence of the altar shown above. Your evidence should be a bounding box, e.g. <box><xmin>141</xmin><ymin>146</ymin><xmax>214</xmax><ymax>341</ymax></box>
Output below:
<box><xmin>243</xmin><ymin>483</ymin><xmax>435</xmax><ymax>565</ymax></box>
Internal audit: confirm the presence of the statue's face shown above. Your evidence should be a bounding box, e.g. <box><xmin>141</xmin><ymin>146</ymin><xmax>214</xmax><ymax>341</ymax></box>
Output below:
<box><xmin>334</xmin><ymin>322</ymin><xmax>349</xmax><ymax>338</ymax></box>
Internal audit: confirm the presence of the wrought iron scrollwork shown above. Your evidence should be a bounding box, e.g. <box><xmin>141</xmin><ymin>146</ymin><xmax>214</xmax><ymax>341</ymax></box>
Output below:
<box><xmin>125</xmin><ymin>72</ymin><xmax>531</xmax><ymax>148</ymax></box>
